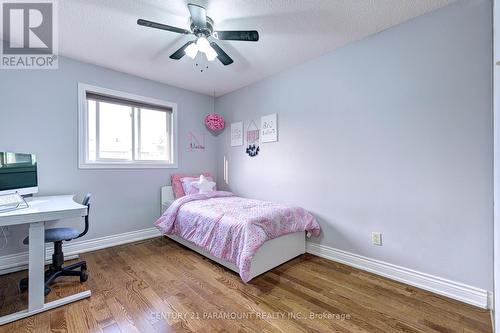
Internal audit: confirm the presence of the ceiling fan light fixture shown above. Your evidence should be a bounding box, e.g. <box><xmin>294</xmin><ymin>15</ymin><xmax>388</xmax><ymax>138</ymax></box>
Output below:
<box><xmin>196</xmin><ymin>37</ymin><xmax>211</xmax><ymax>53</ymax></box>
<box><xmin>138</xmin><ymin>3</ymin><xmax>258</xmax><ymax>66</ymax></box>
<box><xmin>205</xmin><ymin>46</ymin><xmax>218</xmax><ymax>61</ymax></box>
<box><xmin>194</xmin><ymin>36</ymin><xmax>217</xmax><ymax>61</ymax></box>
<box><xmin>185</xmin><ymin>42</ymin><xmax>198</xmax><ymax>59</ymax></box>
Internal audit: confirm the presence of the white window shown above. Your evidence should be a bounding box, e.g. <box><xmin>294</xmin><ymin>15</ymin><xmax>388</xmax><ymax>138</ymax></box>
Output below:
<box><xmin>78</xmin><ymin>84</ymin><xmax>177</xmax><ymax>169</ymax></box>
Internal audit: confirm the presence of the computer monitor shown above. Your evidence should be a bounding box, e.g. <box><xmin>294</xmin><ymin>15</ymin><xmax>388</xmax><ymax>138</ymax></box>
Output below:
<box><xmin>0</xmin><ymin>152</ymin><xmax>38</xmax><ymax>196</ymax></box>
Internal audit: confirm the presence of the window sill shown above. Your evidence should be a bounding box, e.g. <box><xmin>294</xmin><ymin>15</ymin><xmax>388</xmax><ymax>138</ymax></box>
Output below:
<box><xmin>78</xmin><ymin>162</ymin><xmax>178</xmax><ymax>169</ymax></box>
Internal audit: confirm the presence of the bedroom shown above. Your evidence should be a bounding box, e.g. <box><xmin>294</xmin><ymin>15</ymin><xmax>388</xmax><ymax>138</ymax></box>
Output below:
<box><xmin>0</xmin><ymin>0</ymin><xmax>496</xmax><ymax>332</ymax></box>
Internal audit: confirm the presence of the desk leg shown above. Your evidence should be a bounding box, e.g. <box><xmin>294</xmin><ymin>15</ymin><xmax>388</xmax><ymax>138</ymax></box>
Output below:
<box><xmin>28</xmin><ymin>222</ymin><xmax>45</xmax><ymax>311</ymax></box>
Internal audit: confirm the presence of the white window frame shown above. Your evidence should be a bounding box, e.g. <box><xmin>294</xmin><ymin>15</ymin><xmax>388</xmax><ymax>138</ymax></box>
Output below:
<box><xmin>78</xmin><ymin>83</ymin><xmax>178</xmax><ymax>169</ymax></box>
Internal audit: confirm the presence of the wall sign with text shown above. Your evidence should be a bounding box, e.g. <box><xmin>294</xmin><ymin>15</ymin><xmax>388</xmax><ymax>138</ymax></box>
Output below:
<box><xmin>188</xmin><ymin>132</ymin><xmax>206</xmax><ymax>152</ymax></box>
<box><xmin>261</xmin><ymin>113</ymin><xmax>278</xmax><ymax>143</ymax></box>
<box><xmin>231</xmin><ymin>121</ymin><xmax>243</xmax><ymax>146</ymax></box>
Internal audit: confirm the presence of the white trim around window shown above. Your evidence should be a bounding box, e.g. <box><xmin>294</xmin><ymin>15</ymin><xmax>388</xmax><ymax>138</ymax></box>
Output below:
<box><xmin>77</xmin><ymin>83</ymin><xmax>178</xmax><ymax>169</ymax></box>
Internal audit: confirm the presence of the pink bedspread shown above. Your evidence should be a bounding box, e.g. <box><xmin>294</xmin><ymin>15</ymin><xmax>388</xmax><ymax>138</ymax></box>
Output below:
<box><xmin>154</xmin><ymin>191</ymin><xmax>320</xmax><ymax>282</ymax></box>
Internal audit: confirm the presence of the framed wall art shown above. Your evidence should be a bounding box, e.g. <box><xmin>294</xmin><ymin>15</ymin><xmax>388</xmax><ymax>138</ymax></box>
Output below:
<box><xmin>231</xmin><ymin>121</ymin><xmax>243</xmax><ymax>146</ymax></box>
<box><xmin>261</xmin><ymin>113</ymin><xmax>278</xmax><ymax>143</ymax></box>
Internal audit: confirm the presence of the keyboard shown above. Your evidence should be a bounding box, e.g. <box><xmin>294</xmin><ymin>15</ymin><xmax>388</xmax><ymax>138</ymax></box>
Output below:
<box><xmin>0</xmin><ymin>193</ymin><xmax>23</xmax><ymax>208</ymax></box>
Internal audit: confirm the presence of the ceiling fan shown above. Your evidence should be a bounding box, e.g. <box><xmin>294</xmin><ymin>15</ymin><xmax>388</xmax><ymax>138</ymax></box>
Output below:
<box><xmin>137</xmin><ymin>3</ymin><xmax>259</xmax><ymax>66</ymax></box>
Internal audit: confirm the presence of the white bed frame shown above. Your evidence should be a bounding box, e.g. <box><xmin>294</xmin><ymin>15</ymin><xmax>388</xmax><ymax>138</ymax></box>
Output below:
<box><xmin>160</xmin><ymin>186</ymin><xmax>306</xmax><ymax>281</ymax></box>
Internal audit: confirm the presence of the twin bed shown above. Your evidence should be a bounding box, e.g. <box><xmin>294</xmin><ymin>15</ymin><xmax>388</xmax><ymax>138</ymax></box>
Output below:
<box><xmin>157</xmin><ymin>183</ymin><xmax>320</xmax><ymax>282</ymax></box>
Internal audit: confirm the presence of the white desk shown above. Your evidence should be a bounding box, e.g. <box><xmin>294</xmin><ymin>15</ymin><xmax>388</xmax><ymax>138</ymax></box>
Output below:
<box><xmin>0</xmin><ymin>195</ymin><xmax>91</xmax><ymax>325</ymax></box>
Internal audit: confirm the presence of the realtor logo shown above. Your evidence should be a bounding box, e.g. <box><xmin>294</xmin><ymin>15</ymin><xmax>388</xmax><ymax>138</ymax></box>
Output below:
<box><xmin>1</xmin><ymin>0</ymin><xmax>58</xmax><ymax>69</ymax></box>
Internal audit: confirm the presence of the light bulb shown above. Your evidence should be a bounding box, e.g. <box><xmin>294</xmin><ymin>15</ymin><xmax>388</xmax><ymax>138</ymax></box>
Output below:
<box><xmin>185</xmin><ymin>42</ymin><xmax>198</xmax><ymax>59</ymax></box>
<box><xmin>196</xmin><ymin>37</ymin><xmax>211</xmax><ymax>53</ymax></box>
<box><xmin>205</xmin><ymin>45</ymin><xmax>217</xmax><ymax>61</ymax></box>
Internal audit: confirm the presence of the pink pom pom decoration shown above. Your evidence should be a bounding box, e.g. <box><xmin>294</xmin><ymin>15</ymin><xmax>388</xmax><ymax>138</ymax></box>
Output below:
<box><xmin>204</xmin><ymin>113</ymin><xmax>225</xmax><ymax>135</ymax></box>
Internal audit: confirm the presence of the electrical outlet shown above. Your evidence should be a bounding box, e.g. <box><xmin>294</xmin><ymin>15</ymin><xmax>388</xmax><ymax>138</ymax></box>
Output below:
<box><xmin>372</xmin><ymin>232</ymin><xmax>382</xmax><ymax>246</ymax></box>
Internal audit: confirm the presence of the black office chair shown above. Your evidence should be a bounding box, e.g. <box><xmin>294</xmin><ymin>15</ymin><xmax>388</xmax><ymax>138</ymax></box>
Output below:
<box><xmin>20</xmin><ymin>193</ymin><xmax>91</xmax><ymax>295</ymax></box>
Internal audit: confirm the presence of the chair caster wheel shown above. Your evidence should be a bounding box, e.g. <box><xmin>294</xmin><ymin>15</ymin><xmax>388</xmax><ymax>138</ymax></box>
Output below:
<box><xmin>80</xmin><ymin>268</ymin><xmax>88</xmax><ymax>282</ymax></box>
<box><xmin>19</xmin><ymin>278</ymin><xmax>28</xmax><ymax>292</ymax></box>
<box><xmin>44</xmin><ymin>287</ymin><xmax>51</xmax><ymax>296</ymax></box>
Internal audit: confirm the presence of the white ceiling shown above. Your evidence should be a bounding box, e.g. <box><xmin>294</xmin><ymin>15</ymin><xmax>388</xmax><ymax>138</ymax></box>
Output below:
<box><xmin>57</xmin><ymin>0</ymin><xmax>452</xmax><ymax>96</ymax></box>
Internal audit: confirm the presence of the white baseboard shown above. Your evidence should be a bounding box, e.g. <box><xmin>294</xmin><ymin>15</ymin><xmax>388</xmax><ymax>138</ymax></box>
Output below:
<box><xmin>58</xmin><ymin>227</ymin><xmax>161</xmax><ymax>256</ymax></box>
<box><xmin>0</xmin><ymin>227</ymin><xmax>161</xmax><ymax>275</ymax></box>
<box><xmin>306</xmin><ymin>242</ymin><xmax>492</xmax><ymax>309</ymax></box>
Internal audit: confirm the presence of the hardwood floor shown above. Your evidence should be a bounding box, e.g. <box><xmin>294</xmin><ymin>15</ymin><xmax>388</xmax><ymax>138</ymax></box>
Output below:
<box><xmin>0</xmin><ymin>237</ymin><xmax>492</xmax><ymax>333</ymax></box>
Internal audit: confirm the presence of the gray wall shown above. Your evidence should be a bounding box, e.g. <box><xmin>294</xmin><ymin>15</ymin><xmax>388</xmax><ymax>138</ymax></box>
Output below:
<box><xmin>216</xmin><ymin>0</ymin><xmax>493</xmax><ymax>290</ymax></box>
<box><xmin>0</xmin><ymin>57</ymin><xmax>216</xmax><ymax>255</ymax></box>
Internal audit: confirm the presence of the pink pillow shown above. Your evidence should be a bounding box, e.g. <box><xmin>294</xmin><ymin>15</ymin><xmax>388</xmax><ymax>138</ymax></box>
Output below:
<box><xmin>181</xmin><ymin>176</ymin><xmax>215</xmax><ymax>195</ymax></box>
<box><xmin>171</xmin><ymin>172</ymin><xmax>212</xmax><ymax>198</ymax></box>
